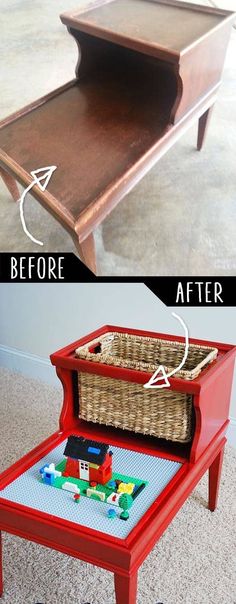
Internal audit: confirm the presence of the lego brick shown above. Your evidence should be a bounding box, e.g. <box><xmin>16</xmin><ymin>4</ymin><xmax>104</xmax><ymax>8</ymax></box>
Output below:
<box><xmin>62</xmin><ymin>482</ymin><xmax>80</xmax><ymax>494</ymax></box>
<box><xmin>117</xmin><ymin>482</ymin><xmax>135</xmax><ymax>495</ymax></box>
<box><xmin>107</xmin><ymin>492</ymin><xmax>122</xmax><ymax>506</ymax></box>
<box><xmin>87</xmin><ymin>488</ymin><xmax>106</xmax><ymax>502</ymax></box>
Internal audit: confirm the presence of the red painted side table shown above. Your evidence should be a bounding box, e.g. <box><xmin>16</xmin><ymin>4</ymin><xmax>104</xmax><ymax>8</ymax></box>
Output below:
<box><xmin>0</xmin><ymin>325</ymin><xmax>235</xmax><ymax>603</ymax></box>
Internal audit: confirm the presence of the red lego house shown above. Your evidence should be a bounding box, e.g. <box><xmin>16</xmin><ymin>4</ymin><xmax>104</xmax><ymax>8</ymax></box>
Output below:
<box><xmin>63</xmin><ymin>436</ymin><xmax>113</xmax><ymax>485</ymax></box>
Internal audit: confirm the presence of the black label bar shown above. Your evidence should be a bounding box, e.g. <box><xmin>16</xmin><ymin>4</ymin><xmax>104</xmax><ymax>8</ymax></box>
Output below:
<box><xmin>0</xmin><ymin>254</ymin><xmax>235</xmax><ymax>306</ymax></box>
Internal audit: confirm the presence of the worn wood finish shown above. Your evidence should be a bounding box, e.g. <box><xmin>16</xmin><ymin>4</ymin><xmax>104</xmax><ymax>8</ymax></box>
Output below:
<box><xmin>0</xmin><ymin>57</ymin><xmax>175</xmax><ymax>220</ymax></box>
<box><xmin>0</xmin><ymin>0</ymin><xmax>234</xmax><ymax>271</ymax></box>
<box><xmin>208</xmin><ymin>446</ymin><xmax>225</xmax><ymax>512</ymax></box>
<box><xmin>0</xmin><ymin>167</ymin><xmax>20</xmax><ymax>202</ymax></box>
<box><xmin>197</xmin><ymin>105</ymin><xmax>214</xmax><ymax>151</ymax></box>
<box><xmin>0</xmin><ymin>85</ymin><xmax>219</xmax><ymax>251</ymax></box>
<box><xmin>75</xmin><ymin>89</ymin><xmax>219</xmax><ymax>242</ymax></box>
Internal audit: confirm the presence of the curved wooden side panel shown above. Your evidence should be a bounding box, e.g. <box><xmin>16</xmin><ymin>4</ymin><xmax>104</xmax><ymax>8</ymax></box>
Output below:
<box><xmin>67</xmin><ymin>28</ymin><xmax>178</xmax><ymax>127</ymax></box>
<box><xmin>169</xmin><ymin>66</ymin><xmax>184</xmax><ymax>124</ymax></box>
<box><xmin>56</xmin><ymin>367</ymin><xmax>80</xmax><ymax>432</ymax></box>
<box><xmin>68</xmin><ymin>28</ymin><xmax>113</xmax><ymax>79</ymax></box>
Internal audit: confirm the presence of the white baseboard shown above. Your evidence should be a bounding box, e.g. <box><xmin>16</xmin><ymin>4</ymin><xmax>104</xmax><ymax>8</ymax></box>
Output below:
<box><xmin>0</xmin><ymin>344</ymin><xmax>235</xmax><ymax>447</ymax></box>
<box><xmin>0</xmin><ymin>345</ymin><xmax>58</xmax><ymax>387</ymax></box>
<box><xmin>227</xmin><ymin>418</ymin><xmax>236</xmax><ymax>449</ymax></box>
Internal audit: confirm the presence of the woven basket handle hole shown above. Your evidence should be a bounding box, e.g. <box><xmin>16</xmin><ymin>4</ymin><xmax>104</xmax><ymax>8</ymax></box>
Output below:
<box><xmin>88</xmin><ymin>343</ymin><xmax>101</xmax><ymax>353</ymax></box>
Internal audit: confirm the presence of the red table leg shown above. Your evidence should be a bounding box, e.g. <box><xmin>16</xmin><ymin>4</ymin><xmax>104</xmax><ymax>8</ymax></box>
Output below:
<box><xmin>114</xmin><ymin>571</ymin><xmax>138</xmax><ymax>604</ymax></box>
<box><xmin>0</xmin><ymin>531</ymin><xmax>3</xmax><ymax>597</ymax></box>
<box><xmin>208</xmin><ymin>446</ymin><xmax>225</xmax><ymax>512</ymax></box>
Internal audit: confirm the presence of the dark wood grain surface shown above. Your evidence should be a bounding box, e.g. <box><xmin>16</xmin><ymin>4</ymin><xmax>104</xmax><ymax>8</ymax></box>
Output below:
<box><xmin>0</xmin><ymin>52</ymin><xmax>175</xmax><ymax>222</ymax></box>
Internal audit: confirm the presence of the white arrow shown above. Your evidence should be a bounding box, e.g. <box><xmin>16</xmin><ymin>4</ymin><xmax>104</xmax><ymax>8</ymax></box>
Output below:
<box><xmin>19</xmin><ymin>165</ymin><xmax>57</xmax><ymax>246</ymax></box>
<box><xmin>144</xmin><ymin>312</ymin><xmax>189</xmax><ymax>389</ymax></box>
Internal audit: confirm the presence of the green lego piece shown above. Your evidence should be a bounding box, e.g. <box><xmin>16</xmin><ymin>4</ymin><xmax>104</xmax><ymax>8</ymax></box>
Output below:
<box><xmin>119</xmin><ymin>494</ymin><xmax>133</xmax><ymax>520</ymax></box>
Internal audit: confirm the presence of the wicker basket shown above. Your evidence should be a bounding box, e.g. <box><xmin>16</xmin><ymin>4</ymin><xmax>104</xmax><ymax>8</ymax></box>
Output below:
<box><xmin>75</xmin><ymin>332</ymin><xmax>218</xmax><ymax>444</ymax></box>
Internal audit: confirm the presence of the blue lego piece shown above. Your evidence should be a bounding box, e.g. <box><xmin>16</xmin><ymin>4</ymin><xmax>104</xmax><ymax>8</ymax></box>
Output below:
<box><xmin>40</xmin><ymin>464</ymin><xmax>55</xmax><ymax>485</ymax></box>
<box><xmin>43</xmin><ymin>472</ymin><xmax>55</xmax><ymax>486</ymax></box>
<box><xmin>88</xmin><ymin>446</ymin><xmax>101</xmax><ymax>455</ymax></box>
<box><xmin>39</xmin><ymin>464</ymin><xmax>49</xmax><ymax>475</ymax></box>
<box><xmin>107</xmin><ymin>508</ymin><xmax>117</xmax><ymax>520</ymax></box>
<box><xmin>108</xmin><ymin>480</ymin><xmax>116</xmax><ymax>490</ymax></box>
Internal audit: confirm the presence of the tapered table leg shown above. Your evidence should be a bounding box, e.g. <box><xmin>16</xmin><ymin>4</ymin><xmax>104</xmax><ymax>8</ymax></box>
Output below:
<box><xmin>114</xmin><ymin>571</ymin><xmax>138</xmax><ymax>604</ymax></box>
<box><xmin>72</xmin><ymin>231</ymin><xmax>97</xmax><ymax>275</ymax></box>
<box><xmin>209</xmin><ymin>446</ymin><xmax>225</xmax><ymax>512</ymax></box>
<box><xmin>0</xmin><ymin>531</ymin><xmax>3</xmax><ymax>597</ymax></box>
<box><xmin>0</xmin><ymin>167</ymin><xmax>20</xmax><ymax>202</ymax></box>
<box><xmin>197</xmin><ymin>105</ymin><xmax>214</xmax><ymax>151</ymax></box>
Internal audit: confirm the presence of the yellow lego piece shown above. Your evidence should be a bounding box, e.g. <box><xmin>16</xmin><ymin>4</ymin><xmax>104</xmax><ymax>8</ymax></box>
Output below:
<box><xmin>117</xmin><ymin>482</ymin><xmax>135</xmax><ymax>495</ymax></box>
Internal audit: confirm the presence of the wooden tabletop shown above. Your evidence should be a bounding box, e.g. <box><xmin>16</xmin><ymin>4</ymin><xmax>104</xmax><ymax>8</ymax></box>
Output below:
<box><xmin>0</xmin><ymin>54</ymin><xmax>175</xmax><ymax>232</ymax></box>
